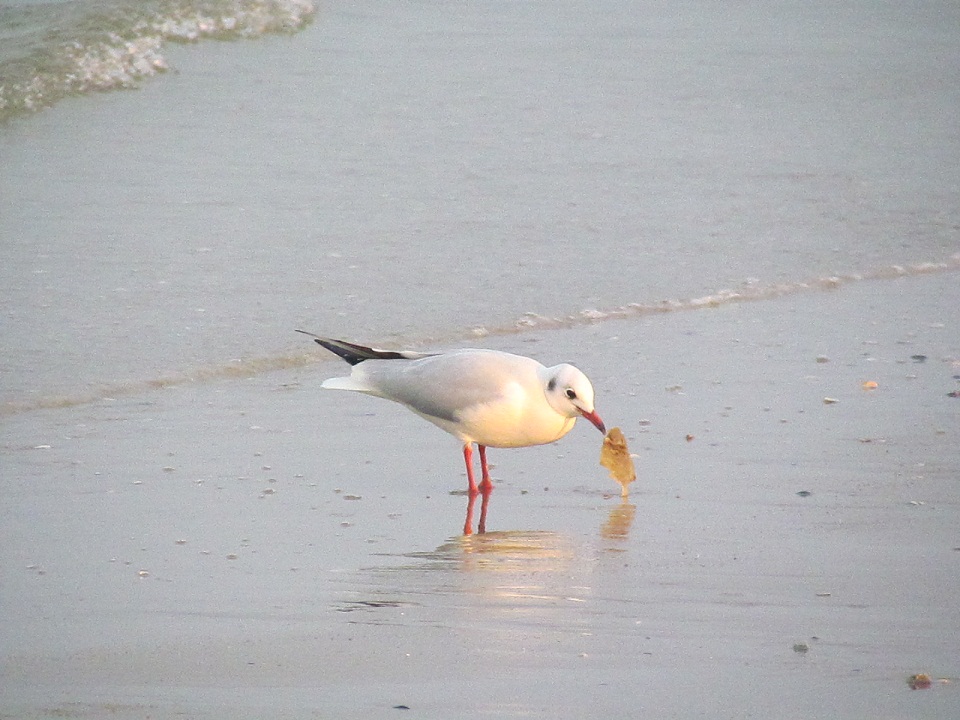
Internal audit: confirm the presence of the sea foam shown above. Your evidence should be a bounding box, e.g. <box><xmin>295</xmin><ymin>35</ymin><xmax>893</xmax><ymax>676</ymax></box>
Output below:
<box><xmin>0</xmin><ymin>0</ymin><xmax>316</xmax><ymax>122</ymax></box>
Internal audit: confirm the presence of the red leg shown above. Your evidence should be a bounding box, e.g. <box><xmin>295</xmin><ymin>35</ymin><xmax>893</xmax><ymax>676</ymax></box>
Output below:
<box><xmin>477</xmin><ymin>445</ymin><xmax>494</xmax><ymax>494</ymax></box>
<box><xmin>463</xmin><ymin>443</ymin><xmax>480</xmax><ymax>496</ymax></box>
<box><xmin>463</xmin><ymin>444</ymin><xmax>492</xmax><ymax>535</ymax></box>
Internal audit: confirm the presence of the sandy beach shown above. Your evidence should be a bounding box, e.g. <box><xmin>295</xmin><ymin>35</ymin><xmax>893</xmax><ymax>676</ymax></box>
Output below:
<box><xmin>3</xmin><ymin>270</ymin><xmax>958</xmax><ymax>718</ymax></box>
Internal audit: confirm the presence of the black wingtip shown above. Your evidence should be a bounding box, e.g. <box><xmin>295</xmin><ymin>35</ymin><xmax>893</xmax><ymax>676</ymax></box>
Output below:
<box><xmin>297</xmin><ymin>332</ymin><xmax>416</xmax><ymax>366</ymax></box>
<box><xmin>316</xmin><ymin>339</ymin><xmax>371</xmax><ymax>366</ymax></box>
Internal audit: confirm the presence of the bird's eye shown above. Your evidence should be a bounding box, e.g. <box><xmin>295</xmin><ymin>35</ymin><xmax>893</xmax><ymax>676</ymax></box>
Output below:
<box><xmin>565</xmin><ymin>388</ymin><xmax>577</xmax><ymax>400</ymax></box>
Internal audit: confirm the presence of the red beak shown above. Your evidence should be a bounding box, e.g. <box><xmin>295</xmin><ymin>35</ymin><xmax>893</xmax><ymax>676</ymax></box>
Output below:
<box><xmin>580</xmin><ymin>408</ymin><xmax>606</xmax><ymax>434</ymax></box>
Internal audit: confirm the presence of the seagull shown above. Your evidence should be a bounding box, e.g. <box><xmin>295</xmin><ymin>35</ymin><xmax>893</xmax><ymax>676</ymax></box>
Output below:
<box><xmin>298</xmin><ymin>332</ymin><xmax>606</xmax><ymax>496</ymax></box>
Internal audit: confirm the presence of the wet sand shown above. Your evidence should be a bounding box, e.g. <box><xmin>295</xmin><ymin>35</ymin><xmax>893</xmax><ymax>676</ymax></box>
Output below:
<box><xmin>2</xmin><ymin>271</ymin><xmax>958</xmax><ymax>718</ymax></box>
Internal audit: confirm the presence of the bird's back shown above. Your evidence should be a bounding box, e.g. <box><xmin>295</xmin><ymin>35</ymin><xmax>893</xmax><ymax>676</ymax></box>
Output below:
<box><xmin>356</xmin><ymin>349</ymin><xmax>539</xmax><ymax>421</ymax></box>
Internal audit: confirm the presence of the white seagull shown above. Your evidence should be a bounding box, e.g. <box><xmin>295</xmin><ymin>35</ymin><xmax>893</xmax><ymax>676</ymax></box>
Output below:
<box><xmin>299</xmin><ymin>332</ymin><xmax>606</xmax><ymax>495</ymax></box>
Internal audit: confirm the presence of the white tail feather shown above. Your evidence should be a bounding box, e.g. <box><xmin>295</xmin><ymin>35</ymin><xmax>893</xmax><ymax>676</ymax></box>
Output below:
<box><xmin>321</xmin><ymin>375</ymin><xmax>373</xmax><ymax>392</ymax></box>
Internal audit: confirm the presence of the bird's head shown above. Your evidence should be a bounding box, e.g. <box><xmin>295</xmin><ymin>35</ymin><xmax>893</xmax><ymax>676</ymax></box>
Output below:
<box><xmin>542</xmin><ymin>364</ymin><xmax>606</xmax><ymax>434</ymax></box>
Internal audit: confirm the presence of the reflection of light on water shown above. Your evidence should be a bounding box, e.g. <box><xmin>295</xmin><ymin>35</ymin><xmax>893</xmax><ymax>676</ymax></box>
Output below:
<box><xmin>335</xmin><ymin>499</ymin><xmax>647</xmax><ymax>691</ymax></box>
<box><xmin>409</xmin><ymin>531</ymin><xmax>584</xmax><ymax>610</ymax></box>
<box><xmin>349</xmin><ymin>510</ymin><xmax>637</xmax><ymax>620</ymax></box>
<box><xmin>440</xmin><ymin>530</ymin><xmax>574</xmax><ymax>572</ymax></box>
<box><xmin>600</xmin><ymin>500</ymin><xmax>636</xmax><ymax>540</ymax></box>
<box><xmin>370</xmin><ymin>530</ymin><xmax>576</xmax><ymax>580</ymax></box>
<box><xmin>342</xmin><ymin>529</ymin><xmax>606</xmax><ymax>671</ymax></box>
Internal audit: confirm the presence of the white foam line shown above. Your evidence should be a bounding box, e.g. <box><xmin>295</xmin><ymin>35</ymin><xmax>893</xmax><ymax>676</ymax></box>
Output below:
<box><xmin>0</xmin><ymin>352</ymin><xmax>323</xmax><ymax>417</ymax></box>
<box><xmin>474</xmin><ymin>254</ymin><xmax>960</xmax><ymax>336</ymax></box>
<box><xmin>3</xmin><ymin>254</ymin><xmax>958</xmax><ymax>416</ymax></box>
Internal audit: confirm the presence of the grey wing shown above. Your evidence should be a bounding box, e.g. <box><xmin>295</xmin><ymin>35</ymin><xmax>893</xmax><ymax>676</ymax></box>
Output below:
<box><xmin>362</xmin><ymin>352</ymin><xmax>530</xmax><ymax>423</ymax></box>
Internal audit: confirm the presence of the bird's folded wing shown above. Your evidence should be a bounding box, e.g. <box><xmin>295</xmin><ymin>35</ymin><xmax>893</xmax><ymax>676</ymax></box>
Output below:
<box><xmin>361</xmin><ymin>352</ymin><xmax>532</xmax><ymax>424</ymax></box>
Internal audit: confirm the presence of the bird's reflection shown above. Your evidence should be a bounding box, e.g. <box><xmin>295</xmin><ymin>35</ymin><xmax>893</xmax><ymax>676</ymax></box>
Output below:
<box><xmin>461</xmin><ymin>486</ymin><xmax>637</xmax><ymax>540</ymax></box>
<box><xmin>462</xmin><ymin>489</ymin><xmax>491</xmax><ymax>535</ymax></box>
<box><xmin>600</xmin><ymin>498</ymin><xmax>636</xmax><ymax>540</ymax></box>
<box><xmin>429</xmin><ymin>529</ymin><xmax>574</xmax><ymax>577</ymax></box>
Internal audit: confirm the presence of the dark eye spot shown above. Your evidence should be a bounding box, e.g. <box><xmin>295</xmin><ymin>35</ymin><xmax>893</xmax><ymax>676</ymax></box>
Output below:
<box><xmin>547</xmin><ymin>378</ymin><xmax>557</xmax><ymax>392</ymax></box>
<box><xmin>565</xmin><ymin>388</ymin><xmax>577</xmax><ymax>400</ymax></box>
